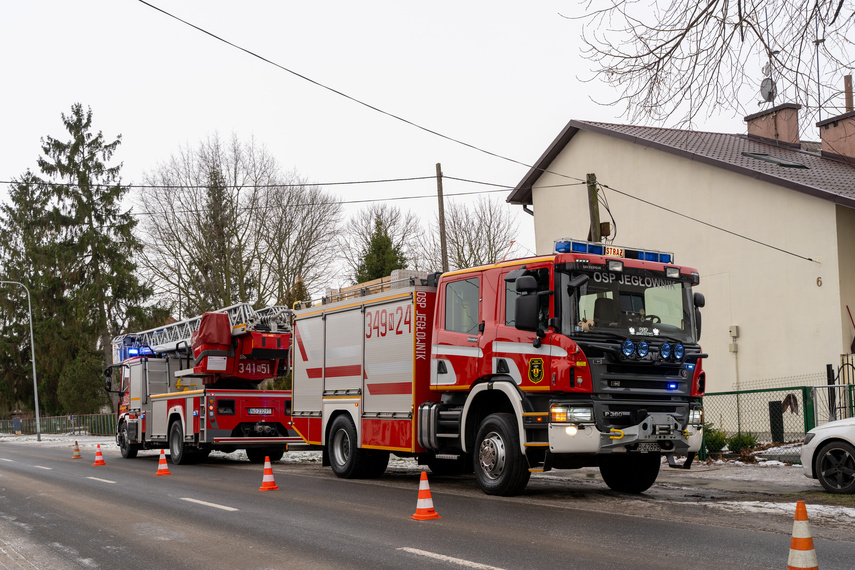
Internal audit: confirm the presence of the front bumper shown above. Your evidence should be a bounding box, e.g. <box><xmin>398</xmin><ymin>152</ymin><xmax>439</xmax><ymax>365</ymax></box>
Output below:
<box><xmin>548</xmin><ymin>412</ymin><xmax>703</xmax><ymax>455</ymax></box>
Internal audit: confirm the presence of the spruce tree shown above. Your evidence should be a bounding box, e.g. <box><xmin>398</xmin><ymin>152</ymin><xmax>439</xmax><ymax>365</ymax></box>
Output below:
<box><xmin>355</xmin><ymin>218</ymin><xmax>406</xmax><ymax>283</ymax></box>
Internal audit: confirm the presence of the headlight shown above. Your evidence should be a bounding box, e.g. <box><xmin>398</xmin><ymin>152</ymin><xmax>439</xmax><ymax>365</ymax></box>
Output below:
<box><xmin>551</xmin><ymin>405</ymin><xmax>593</xmax><ymax>423</ymax></box>
<box><xmin>674</xmin><ymin>343</ymin><xmax>685</xmax><ymax>359</ymax></box>
<box><xmin>660</xmin><ymin>343</ymin><xmax>672</xmax><ymax>359</ymax></box>
<box><xmin>803</xmin><ymin>432</ymin><xmax>816</xmax><ymax>445</ymax></box>
<box><xmin>637</xmin><ymin>341</ymin><xmax>649</xmax><ymax>358</ymax></box>
<box><xmin>688</xmin><ymin>408</ymin><xmax>703</xmax><ymax>426</ymax></box>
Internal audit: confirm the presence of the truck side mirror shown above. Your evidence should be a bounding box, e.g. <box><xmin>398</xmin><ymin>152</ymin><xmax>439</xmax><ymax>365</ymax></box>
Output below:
<box><xmin>515</xmin><ymin>293</ymin><xmax>540</xmax><ymax>332</ymax></box>
<box><xmin>568</xmin><ymin>274</ymin><xmax>589</xmax><ymax>289</ymax></box>
<box><xmin>693</xmin><ymin>292</ymin><xmax>705</xmax><ymax>341</ymax></box>
<box><xmin>104</xmin><ymin>368</ymin><xmax>112</xmax><ymax>392</ymax></box>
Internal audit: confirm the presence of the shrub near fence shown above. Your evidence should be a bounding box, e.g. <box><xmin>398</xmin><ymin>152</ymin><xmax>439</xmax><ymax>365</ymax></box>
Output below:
<box><xmin>0</xmin><ymin>413</ymin><xmax>116</xmax><ymax>437</ymax></box>
<box><xmin>702</xmin><ymin>386</ymin><xmax>814</xmax><ymax>444</ymax></box>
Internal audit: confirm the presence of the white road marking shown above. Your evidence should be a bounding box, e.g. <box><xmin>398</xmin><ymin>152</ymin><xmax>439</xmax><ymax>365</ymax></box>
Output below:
<box><xmin>398</xmin><ymin>547</ymin><xmax>505</xmax><ymax>570</ymax></box>
<box><xmin>1</xmin><ymin>458</ymin><xmax>14</xmax><ymax>462</ymax></box>
<box><xmin>34</xmin><ymin>465</ymin><xmax>52</xmax><ymax>470</ymax></box>
<box><xmin>86</xmin><ymin>477</ymin><xmax>116</xmax><ymax>484</ymax></box>
<box><xmin>181</xmin><ymin>498</ymin><xmax>238</xmax><ymax>512</ymax></box>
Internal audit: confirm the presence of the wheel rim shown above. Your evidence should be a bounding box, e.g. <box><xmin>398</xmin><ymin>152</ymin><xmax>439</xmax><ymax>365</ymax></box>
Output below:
<box><xmin>478</xmin><ymin>431</ymin><xmax>506</xmax><ymax>480</ymax></box>
<box><xmin>332</xmin><ymin>429</ymin><xmax>350</xmax><ymax>467</ymax></box>
<box><xmin>120</xmin><ymin>426</ymin><xmax>128</xmax><ymax>451</ymax></box>
<box><xmin>820</xmin><ymin>448</ymin><xmax>855</xmax><ymax>489</ymax></box>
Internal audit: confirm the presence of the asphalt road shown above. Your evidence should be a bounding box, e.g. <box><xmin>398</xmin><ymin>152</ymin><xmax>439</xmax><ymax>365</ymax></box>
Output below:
<box><xmin>1</xmin><ymin>443</ymin><xmax>853</xmax><ymax>569</ymax></box>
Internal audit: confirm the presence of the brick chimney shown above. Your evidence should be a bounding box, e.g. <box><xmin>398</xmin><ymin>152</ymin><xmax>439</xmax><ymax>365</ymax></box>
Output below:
<box><xmin>816</xmin><ymin>75</ymin><xmax>855</xmax><ymax>162</ymax></box>
<box><xmin>744</xmin><ymin>103</ymin><xmax>801</xmax><ymax>148</ymax></box>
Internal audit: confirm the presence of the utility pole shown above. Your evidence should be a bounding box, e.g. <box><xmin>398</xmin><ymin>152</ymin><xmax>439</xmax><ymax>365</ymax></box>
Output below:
<box><xmin>1</xmin><ymin>281</ymin><xmax>41</xmax><ymax>441</ymax></box>
<box><xmin>586</xmin><ymin>173</ymin><xmax>601</xmax><ymax>242</ymax></box>
<box><xmin>436</xmin><ymin>163</ymin><xmax>449</xmax><ymax>272</ymax></box>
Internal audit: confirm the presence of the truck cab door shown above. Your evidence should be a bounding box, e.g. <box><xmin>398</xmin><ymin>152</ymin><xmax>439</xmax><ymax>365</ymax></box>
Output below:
<box><xmin>432</xmin><ymin>274</ymin><xmax>481</xmax><ymax>388</ymax></box>
<box><xmin>492</xmin><ymin>266</ymin><xmax>552</xmax><ymax>389</ymax></box>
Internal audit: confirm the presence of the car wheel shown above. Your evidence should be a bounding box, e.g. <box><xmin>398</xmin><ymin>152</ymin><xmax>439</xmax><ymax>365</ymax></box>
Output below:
<box><xmin>814</xmin><ymin>440</ymin><xmax>855</xmax><ymax>494</ymax></box>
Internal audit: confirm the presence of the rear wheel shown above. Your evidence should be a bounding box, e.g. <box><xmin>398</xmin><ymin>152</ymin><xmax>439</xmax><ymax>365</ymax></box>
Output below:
<box><xmin>599</xmin><ymin>452</ymin><xmax>661</xmax><ymax>493</ymax></box>
<box><xmin>328</xmin><ymin>415</ymin><xmax>372</xmax><ymax>478</ymax></box>
<box><xmin>169</xmin><ymin>421</ymin><xmax>192</xmax><ymax>465</ymax></box>
<box><xmin>473</xmin><ymin>413</ymin><xmax>530</xmax><ymax>496</ymax></box>
<box><xmin>119</xmin><ymin>422</ymin><xmax>139</xmax><ymax>459</ymax></box>
<box><xmin>815</xmin><ymin>441</ymin><xmax>855</xmax><ymax>494</ymax></box>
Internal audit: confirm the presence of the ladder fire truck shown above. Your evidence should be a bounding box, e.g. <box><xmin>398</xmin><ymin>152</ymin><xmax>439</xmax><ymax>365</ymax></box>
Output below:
<box><xmin>291</xmin><ymin>240</ymin><xmax>707</xmax><ymax>495</ymax></box>
<box><xmin>105</xmin><ymin>303</ymin><xmax>301</xmax><ymax>465</ymax></box>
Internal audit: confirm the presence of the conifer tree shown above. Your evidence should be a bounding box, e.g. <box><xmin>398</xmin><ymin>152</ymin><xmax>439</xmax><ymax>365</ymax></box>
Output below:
<box><xmin>355</xmin><ymin>218</ymin><xmax>407</xmax><ymax>283</ymax></box>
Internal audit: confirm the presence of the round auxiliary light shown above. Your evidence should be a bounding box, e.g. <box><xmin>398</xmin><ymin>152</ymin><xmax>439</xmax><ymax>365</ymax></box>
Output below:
<box><xmin>674</xmin><ymin>343</ymin><xmax>685</xmax><ymax>360</ymax></box>
<box><xmin>637</xmin><ymin>341</ymin><xmax>649</xmax><ymax>358</ymax></box>
<box><xmin>622</xmin><ymin>340</ymin><xmax>636</xmax><ymax>357</ymax></box>
<box><xmin>660</xmin><ymin>343</ymin><xmax>672</xmax><ymax>359</ymax></box>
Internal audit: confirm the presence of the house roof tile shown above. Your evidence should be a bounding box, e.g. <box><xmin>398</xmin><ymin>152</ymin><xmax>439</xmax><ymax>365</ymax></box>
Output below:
<box><xmin>507</xmin><ymin>120</ymin><xmax>855</xmax><ymax>208</ymax></box>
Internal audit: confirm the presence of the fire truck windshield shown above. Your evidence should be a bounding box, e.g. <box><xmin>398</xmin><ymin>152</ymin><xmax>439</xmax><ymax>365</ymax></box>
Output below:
<box><xmin>557</xmin><ymin>268</ymin><xmax>697</xmax><ymax>344</ymax></box>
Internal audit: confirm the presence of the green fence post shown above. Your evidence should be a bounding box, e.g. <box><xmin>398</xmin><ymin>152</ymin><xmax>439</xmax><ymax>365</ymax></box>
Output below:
<box><xmin>802</xmin><ymin>386</ymin><xmax>815</xmax><ymax>432</ymax></box>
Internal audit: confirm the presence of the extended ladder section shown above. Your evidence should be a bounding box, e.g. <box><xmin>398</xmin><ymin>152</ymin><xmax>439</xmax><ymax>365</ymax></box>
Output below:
<box><xmin>111</xmin><ymin>303</ymin><xmax>291</xmax><ymax>363</ymax></box>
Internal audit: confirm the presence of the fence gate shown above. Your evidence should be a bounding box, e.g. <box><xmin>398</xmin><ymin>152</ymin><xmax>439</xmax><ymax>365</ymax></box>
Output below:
<box><xmin>811</xmin><ymin>384</ymin><xmax>855</xmax><ymax>426</ymax></box>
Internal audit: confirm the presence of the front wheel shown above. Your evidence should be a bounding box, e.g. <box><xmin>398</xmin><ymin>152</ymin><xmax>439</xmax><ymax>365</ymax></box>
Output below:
<box><xmin>169</xmin><ymin>421</ymin><xmax>192</xmax><ymax>465</ymax></box>
<box><xmin>119</xmin><ymin>422</ymin><xmax>139</xmax><ymax>459</ymax></box>
<box><xmin>473</xmin><ymin>413</ymin><xmax>530</xmax><ymax>496</ymax></box>
<box><xmin>815</xmin><ymin>441</ymin><xmax>855</xmax><ymax>494</ymax></box>
<box><xmin>599</xmin><ymin>452</ymin><xmax>661</xmax><ymax>493</ymax></box>
<box><xmin>328</xmin><ymin>415</ymin><xmax>372</xmax><ymax>478</ymax></box>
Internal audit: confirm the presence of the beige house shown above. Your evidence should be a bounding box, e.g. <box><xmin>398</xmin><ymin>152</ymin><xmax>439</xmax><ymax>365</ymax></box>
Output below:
<box><xmin>507</xmin><ymin>103</ymin><xmax>855</xmax><ymax>394</ymax></box>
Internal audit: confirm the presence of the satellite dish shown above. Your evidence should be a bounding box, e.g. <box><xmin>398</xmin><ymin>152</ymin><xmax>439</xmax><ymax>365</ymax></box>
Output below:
<box><xmin>760</xmin><ymin>78</ymin><xmax>777</xmax><ymax>103</ymax></box>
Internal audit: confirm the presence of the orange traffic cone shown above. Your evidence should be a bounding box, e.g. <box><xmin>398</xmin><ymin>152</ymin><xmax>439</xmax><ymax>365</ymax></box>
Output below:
<box><xmin>72</xmin><ymin>441</ymin><xmax>82</xmax><ymax>459</ymax></box>
<box><xmin>787</xmin><ymin>501</ymin><xmax>818</xmax><ymax>570</ymax></box>
<box><xmin>155</xmin><ymin>449</ymin><xmax>171</xmax><ymax>476</ymax></box>
<box><xmin>259</xmin><ymin>456</ymin><xmax>279</xmax><ymax>491</ymax></box>
<box><xmin>92</xmin><ymin>444</ymin><xmax>106</xmax><ymax>466</ymax></box>
<box><xmin>411</xmin><ymin>471</ymin><xmax>441</xmax><ymax>520</ymax></box>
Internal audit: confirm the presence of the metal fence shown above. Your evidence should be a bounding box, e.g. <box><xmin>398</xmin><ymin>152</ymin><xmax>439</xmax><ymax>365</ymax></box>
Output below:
<box><xmin>702</xmin><ymin>386</ymin><xmax>814</xmax><ymax>444</ymax></box>
<box><xmin>0</xmin><ymin>413</ymin><xmax>115</xmax><ymax>436</ymax></box>
<box><xmin>810</xmin><ymin>384</ymin><xmax>855</xmax><ymax>425</ymax></box>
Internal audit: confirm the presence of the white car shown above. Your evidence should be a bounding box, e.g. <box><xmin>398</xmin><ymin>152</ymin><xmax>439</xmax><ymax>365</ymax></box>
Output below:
<box><xmin>801</xmin><ymin>417</ymin><xmax>855</xmax><ymax>493</ymax></box>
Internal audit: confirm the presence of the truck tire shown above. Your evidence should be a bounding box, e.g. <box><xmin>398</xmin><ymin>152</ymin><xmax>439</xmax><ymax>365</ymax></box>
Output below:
<box><xmin>328</xmin><ymin>415</ymin><xmax>372</xmax><ymax>478</ymax></box>
<box><xmin>599</xmin><ymin>452</ymin><xmax>661</xmax><ymax>493</ymax></box>
<box><xmin>814</xmin><ymin>440</ymin><xmax>855</xmax><ymax>494</ymax></box>
<box><xmin>365</xmin><ymin>451</ymin><xmax>390</xmax><ymax>478</ymax></box>
<box><xmin>119</xmin><ymin>422</ymin><xmax>139</xmax><ymax>459</ymax></box>
<box><xmin>169</xmin><ymin>421</ymin><xmax>192</xmax><ymax>465</ymax></box>
<box><xmin>474</xmin><ymin>413</ymin><xmax>531</xmax><ymax>496</ymax></box>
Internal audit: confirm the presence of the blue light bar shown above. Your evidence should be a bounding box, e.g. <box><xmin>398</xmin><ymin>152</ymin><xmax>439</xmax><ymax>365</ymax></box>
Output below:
<box><xmin>554</xmin><ymin>239</ymin><xmax>674</xmax><ymax>263</ymax></box>
<box><xmin>128</xmin><ymin>347</ymin><xmax>139</xmax><ymax>356</ymax></box>
<box><xmin>667</xmin><ymin>382</ymin><xmax>679</xmax><ymax>390</ymax></box>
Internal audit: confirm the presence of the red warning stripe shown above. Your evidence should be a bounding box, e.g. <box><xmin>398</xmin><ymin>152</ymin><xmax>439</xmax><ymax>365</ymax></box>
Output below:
<box><xmin>306</xmin><ymin>365</ymin><xmax>362</xmax><ymax>379</ymax></box>
<box><xmin>367</xmin><ymin>382</ymin><xmax>411</xmax><ymax>395</ymax></box>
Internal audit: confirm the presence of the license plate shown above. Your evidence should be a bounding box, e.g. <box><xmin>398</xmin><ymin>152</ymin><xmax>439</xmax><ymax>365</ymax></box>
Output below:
<box><xmin>637</xmin><ymin>442</ymin><xmax>660</xmax><ymax>453</ymax></box>
<box><xmin>248</xmin><ymin>408</ymin><xmax>273</xmax><ymax>415</ymax></box>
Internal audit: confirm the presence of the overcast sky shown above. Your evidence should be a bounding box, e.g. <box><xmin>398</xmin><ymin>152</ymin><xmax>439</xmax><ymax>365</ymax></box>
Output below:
<box><xmin>1</xmin><ymin>1</ymin><xmax>750</xmax><ymax>280</ymax></box>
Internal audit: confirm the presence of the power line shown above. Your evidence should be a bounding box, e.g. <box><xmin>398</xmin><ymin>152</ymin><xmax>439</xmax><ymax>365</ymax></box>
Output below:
<box><xmin>137</xmin><ymin>0</ymin><xmax>540</xmax><ymax>172</ymax></box>
<box><xmin>597</xmin><ymin>182</ymin><xmax>818</xmax><ymax>263</ymax></box>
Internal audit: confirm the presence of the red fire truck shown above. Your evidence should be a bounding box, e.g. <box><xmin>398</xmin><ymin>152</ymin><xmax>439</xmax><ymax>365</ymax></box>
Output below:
<box><xmin>105</xmin><ymin>304</ymin><xmax>301</xmax><ymax>464</ymax></box>
<box><xmin>292</xmin><ymin>240</ymin><xmax>706</xmax><ymax>495</ymax></box>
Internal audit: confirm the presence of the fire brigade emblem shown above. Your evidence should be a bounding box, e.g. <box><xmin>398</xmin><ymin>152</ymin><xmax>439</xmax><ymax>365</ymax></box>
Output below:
<box><xmin>528</xmin><ymin>358</ymin><xmax>544</xmax><ymax>384</ymax></box>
